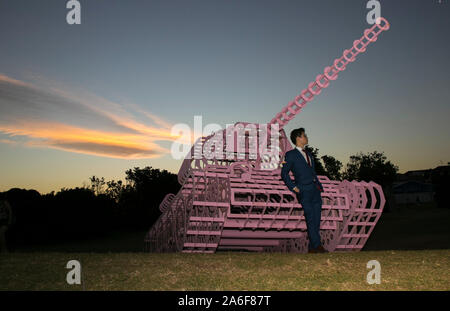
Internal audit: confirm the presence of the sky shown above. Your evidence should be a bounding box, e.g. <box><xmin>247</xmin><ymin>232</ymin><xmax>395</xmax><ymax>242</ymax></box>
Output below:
<box><xmin>0</xmin><ymin>0</ymin><xmax>449</xmax><ymax>193</ymax></box>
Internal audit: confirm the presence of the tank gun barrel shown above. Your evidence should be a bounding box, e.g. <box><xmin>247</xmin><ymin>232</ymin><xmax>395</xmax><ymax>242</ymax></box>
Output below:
<box><xmin>269</xmin><ymin>17</ymin><xmax>390</xmax><ymax>130</ymax></box>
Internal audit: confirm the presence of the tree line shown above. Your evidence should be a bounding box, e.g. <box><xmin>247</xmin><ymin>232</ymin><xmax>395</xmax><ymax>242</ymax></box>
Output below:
<box><xmin>0</xmin><ymin>167</ymin><xmax>180</xmax><ymax>251</ymax></box>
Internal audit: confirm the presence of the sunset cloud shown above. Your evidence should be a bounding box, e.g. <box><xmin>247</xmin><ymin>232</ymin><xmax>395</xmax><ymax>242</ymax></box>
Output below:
<box><xmin>0</xmin><ymin>73</ymin><xmax>187</xmax><ymax>159</ymax></box>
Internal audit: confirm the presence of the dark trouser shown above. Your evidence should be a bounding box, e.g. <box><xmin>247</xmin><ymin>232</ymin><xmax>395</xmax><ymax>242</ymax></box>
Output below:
<box><xmin>296</xmin><ymin>182</ymin><xmax>323</xmax><ymax>250</ymax></box>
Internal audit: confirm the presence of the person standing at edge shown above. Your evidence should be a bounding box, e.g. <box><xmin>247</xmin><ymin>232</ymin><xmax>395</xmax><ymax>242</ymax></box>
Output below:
<box><xmin>280</xmin><ymin>128</ymin><xmax>328</xmax><ymax>253</ymax></box>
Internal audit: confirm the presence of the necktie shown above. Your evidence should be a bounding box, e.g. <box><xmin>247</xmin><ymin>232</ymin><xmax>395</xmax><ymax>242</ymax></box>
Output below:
<box><xmin>302</xmin><ymin>149</ymin><xmax>311</xmax><ymax>167</ymax></box>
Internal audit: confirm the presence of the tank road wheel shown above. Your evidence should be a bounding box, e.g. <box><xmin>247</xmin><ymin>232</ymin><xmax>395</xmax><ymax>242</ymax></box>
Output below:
<box><xmin>320</xmin><ymin>229</ymin><xmax>335</xmax><ymax>252</ymax></box>
<box><xmin>286</xmin><ymin>233</ymin><xmax>308</xmax><ymax>253</ymax></box>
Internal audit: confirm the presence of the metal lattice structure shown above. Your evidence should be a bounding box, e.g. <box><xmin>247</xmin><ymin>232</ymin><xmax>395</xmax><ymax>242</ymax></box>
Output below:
<box><xmin>145</xmin><ymin>18</ymin><xmax>390</xmax><ymax>253</ymax></box>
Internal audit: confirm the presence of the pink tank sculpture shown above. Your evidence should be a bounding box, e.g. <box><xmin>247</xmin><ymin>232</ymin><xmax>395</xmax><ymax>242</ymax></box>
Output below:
<box><xmin>145</xmin><ymin>18</ymin><xmax>390</xmax><ymax>253</ymax></box>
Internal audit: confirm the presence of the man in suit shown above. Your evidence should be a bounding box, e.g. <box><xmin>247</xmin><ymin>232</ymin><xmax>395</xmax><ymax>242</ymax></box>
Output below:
<box><xmin>281</xmin><ymin>127</ymin><xmax>328</xmax><ymax>253</ymax></box>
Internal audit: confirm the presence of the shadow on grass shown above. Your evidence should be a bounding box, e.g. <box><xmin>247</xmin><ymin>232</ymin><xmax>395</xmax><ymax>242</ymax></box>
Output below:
<box><xmin>364</xmin><ymin>202</ymin><xmax>450</xmax><ymax>251</ymax></box>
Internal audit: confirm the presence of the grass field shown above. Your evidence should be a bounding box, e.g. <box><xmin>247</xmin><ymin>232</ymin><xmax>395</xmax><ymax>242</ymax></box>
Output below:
<box><xmin>1</xmin><ymin>250</ymin><xmax>449</xmax><ymax>290</ymax></box>
<box><xmin>1</xmin><ymin>203</ymin><xmax>449</xmax><ymax>291</ymax></box>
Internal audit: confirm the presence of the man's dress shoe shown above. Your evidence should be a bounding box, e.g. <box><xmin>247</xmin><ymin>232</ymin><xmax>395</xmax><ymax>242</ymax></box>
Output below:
<box><xmin>308</xmin><ymin>245</ymin><xmax>329</xmax><ymax>253</ymax></box>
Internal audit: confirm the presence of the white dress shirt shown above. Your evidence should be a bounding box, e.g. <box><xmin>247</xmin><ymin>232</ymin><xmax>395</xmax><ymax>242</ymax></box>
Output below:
<box><xmin>296</xmin><ymin>146</ymin><xmax>311</xmax><ymax>166</ymax></box>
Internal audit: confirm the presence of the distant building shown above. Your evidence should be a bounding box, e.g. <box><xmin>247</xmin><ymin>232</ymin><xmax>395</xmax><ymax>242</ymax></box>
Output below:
<box><xmin>431</xmin><ymin>164</ymin><xmax>450</xmax><ymax>179</ymax></box>
<box><xmin>396</xmin><ymin>169</ymin><xmax>433</xmax><ymax>183</ymax></box>
<box><xmin>430</xmin><ymin>164</ymin><xmax>450</xmax><ymax>209</ymax></box>
<box><xmin>393</xmin><ymin>181</ymin><xmax>434</xmax><ymax>204</ymax></box>
<box><xmin>393</xmin><ymin>164</ymin><xmax>450</xmax><ymax>206</ymax></box>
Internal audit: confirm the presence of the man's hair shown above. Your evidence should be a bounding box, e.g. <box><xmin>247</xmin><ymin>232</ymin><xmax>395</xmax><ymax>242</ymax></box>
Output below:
<box><xmin>290</xmin><ymin>127</ymin><xmax>305</xmax><ymax>145</ymax></box>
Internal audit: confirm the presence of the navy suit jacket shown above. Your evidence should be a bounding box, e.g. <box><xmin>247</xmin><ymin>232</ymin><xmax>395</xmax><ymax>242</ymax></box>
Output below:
<box><xmin>281</xmin><ymin>148</ymin><xmax>324</xmax><ymax>193</ymax></box>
